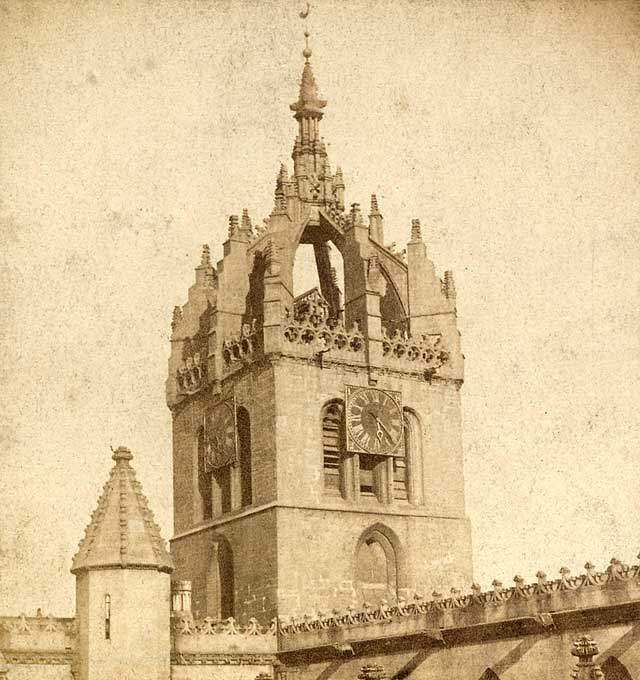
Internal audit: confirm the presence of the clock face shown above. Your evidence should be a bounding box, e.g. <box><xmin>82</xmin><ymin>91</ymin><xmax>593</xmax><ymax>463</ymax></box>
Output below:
<box><xmin>204</xmin><ymin>400</ymin><xmax>237</xmax><ymax>471</ymax></box>
<box><xmin>345</xmin><ymin>386</ymin><xmax>403</xmax><ymax>455</ymax></box>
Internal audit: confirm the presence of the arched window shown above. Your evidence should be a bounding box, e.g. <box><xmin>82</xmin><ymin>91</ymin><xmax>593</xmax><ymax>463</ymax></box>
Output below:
<box><xmin>237</xmin><ymin>407</ymin><xmax>252</xmax><ymax>507</ymax></box>
<box><xmin>355</xmin><ymin>525</ymin><xmax>402</xmax><ymax>603</ymax></box>
<box><xmin>322</xmin><ymin>400</ymin><xmax>344</xmax><ymax>495</ymax></box>
<box><xmin>402</xmin><ymin>408</ymin><xmax>423</xmax><ymax>505</ymax></box>
<box><xmin>205</xmin><ymin>537</ymin><xmax>234</xmax><ymax>620</ymax></box>
<box><xmin>602</xmin><ymin>657</ymin><xmax>633</xmax><ymax>680</ymax></box>
<box><xmin>104</xmin><ymin>594</ymin><xmax>111</xmax><ymax>640</ymax></box>
<box><xmin>197</xmin><ymin>428</ymin><xmax>212</xmax><ymax>520</ymax></box>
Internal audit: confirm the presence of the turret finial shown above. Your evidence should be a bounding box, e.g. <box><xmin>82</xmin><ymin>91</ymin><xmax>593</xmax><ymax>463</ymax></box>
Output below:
<box><xmin>200</xmin><ymin>244</ymin><xmax>211</xmax><ymax>266</ymax></box>
<box><xmin>228</xmin><ymin>215</ymin><xmax>239</xmax><ymax>238</ymax></box>
<box><xmin>112</xmin><ymin>446</ymin><xmax>133</xmax><ymax>463</ymax></box>
<box><xmin>240</xmin><ymin>209</ymin><xmax>253</xmax><ymax>236</ymax></box>
<box><xmin>411</xmin><ymin>218</ymin><xmax>422</xmax><ymax>241</ymax></box>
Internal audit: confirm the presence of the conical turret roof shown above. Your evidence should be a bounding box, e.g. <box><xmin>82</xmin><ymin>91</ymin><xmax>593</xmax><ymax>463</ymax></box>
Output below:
<box><xmin>71</xmin><ymin>447</ymin><xmax>173</xmax><ymax>574</ymax></box>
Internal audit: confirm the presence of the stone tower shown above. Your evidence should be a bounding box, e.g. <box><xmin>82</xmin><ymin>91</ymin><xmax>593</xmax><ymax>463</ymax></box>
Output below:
<box><xmin>167</xmin><ymin>39</ymin><xmax>472</xmax><ymax>622</ymax></box>
<box><xmin>71</xmin><ymin>447</ymin><xmax>173</xmax><ymax>680</ymax></box>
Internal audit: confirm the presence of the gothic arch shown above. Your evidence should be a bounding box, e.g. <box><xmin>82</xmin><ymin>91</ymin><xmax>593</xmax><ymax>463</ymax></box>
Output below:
<box><xmin>288</xmin><ymin>215</ymin><xmax>347</xmax><ymax>321</ymax></box>
<box><xmin>379</xmin><ymin>262</ymin><xmax>408</xmax><ymax>337</ymax></box>
<box><xmin>205</xmin><ymin>534</ymin><xmax>235</xmax><ymax>620</ymax></box>
<box><xmin>403</xmin><ymin>407</ymin><xmax>424</xmax><ymax>505</ymax></box>
<box><xmin>354</xmin><ymin>523</ymin><xmax>406</xmax><ymax>603</ymax></box>
<box><xmin>478</xmin><ymin>670</ymin><xmax>500</xmax><ymax>680</ymax></box>
<box><xmin>244</xmin><ymin>252</ymin><xmax>266</xmax><ymax>336</ymax></box>
<box><xmin>320</xmin><ymin>399</ymin><xmax>345</xmax><ymax>495</ymax></box>
<box><xmin>602</xmin><ymin>657</ymin><xmax>633</xmax><ymax>680</ymax></box>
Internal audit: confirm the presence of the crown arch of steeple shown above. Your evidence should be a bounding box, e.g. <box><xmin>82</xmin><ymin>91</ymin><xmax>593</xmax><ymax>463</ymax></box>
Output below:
<box><xmin>377</xmin><ymin>261</ymin><xmax>409</xmax><ymax>337</ymax></box>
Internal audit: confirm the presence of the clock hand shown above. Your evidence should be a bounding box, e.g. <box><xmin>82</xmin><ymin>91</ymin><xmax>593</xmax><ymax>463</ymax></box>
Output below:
<box><xmin>375</xmin><ymin>416</ymin><xmax>394</xmax><ymax>442</ymax></box>
<box><xmin>366</xmin><ymin>411</ymin><xmax>385</xmax><ymax>442</ymax></box>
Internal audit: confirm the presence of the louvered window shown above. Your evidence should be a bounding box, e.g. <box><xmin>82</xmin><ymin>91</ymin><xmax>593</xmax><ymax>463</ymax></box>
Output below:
<box><xmin>393</xmin><ymin>455</ymin><xmax>407</xmax><ymax>501</ymax></box>
<box><xmin>322</xmin><ymin>401</ymin><xmax>343</xmax><ymax>493</ymax></box>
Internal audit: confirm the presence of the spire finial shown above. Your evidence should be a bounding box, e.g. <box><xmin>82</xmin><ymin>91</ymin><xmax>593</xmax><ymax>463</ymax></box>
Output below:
<box><xmin>300</xmin><ymin>4</ymin><xmax>312</xmax><ymax>60</ymax></box>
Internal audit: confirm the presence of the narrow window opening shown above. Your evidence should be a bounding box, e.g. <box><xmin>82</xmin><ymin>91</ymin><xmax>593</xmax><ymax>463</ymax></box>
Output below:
<box><xmin>322</xmin><ymin>401</ymin><xmax>344</xmax><ymax>494</ymax></box>
<box><xmin>197</xmin><ymin>428</ymin><xmax>212</xmax><ymax>520</ymax></box>
<box><xmin>237</xmin><ymin>407</ymin><xmax>252</xmax><ymax>507</ymax></box>
<box><xmin>104</xmin><ymin>594</ymin><xmax>111</xmax><ymax>640</ymax></box>
<box><xmin>214</xmin><ymin>467</ymin><xmax>232</xmax><ymax>514</ymax></box>
<box><xmin>393</xmin><ymin>455</ymin><xmax>407</xmax><ymax>501</ymax></box>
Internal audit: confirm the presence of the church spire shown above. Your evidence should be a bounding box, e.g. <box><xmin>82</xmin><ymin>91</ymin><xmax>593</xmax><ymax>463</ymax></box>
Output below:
<box><xmin>289</xmin><ymin>32</ymin><xmax>327</xmax><ymax>120</ymax></box>
<box><xmin>290</xmin><ymin>17</ymin><xmax>333</xmax><ymax>204</ymax></box>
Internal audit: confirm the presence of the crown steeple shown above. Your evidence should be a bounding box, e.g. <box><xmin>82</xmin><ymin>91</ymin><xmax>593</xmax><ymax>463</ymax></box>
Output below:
<box><xmin>289</xmin><ymin>27</ymin><xmax>336</xmax><ymax>206</ymax></box>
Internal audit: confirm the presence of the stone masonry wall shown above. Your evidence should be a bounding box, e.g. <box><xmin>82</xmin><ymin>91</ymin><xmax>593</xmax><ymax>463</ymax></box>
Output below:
<box><xmin>272</xmin><ymin>359</ymin><xmax>467</xmax><ymax>517</ymax></box>
<box><xmin>276</xmin><ymin>507</ymin><xmax>472</xmax><ymax>616</ymax></box>
<box><xmin>171</xmin><ymin>508</ymin><xmax>278</xmax><ymax>622</ymax></box>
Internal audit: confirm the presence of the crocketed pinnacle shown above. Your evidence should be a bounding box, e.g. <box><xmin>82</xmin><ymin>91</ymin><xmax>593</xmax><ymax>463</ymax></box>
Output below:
<box><xmin>290</xmin><ymin>59</ymin><xmax>327</xmax><ymax>118</ymax></box>
<box><xmin>199</xmin><ymin>244</ymin><xmax>211</xmax><ymax>267</ymax></box>
<box><xmin>71</xmin><ymin>447</ymin><xmax>173</xmax><ymax>574</ymax></box>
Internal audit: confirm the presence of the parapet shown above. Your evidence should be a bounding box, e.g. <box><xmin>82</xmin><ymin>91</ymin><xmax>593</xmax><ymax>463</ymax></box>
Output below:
<box><xmin>172</xmin><ymin>616</ymin><xmax>277</xmax><ymax>659</ymax></box>
<box><xmin>0</xmin><ymin>612</ymin><xmax>75</xmax><ymax>666</ymax></box>
<box><xmin>278</xmin><ymin>555</ymin><xmax>640</xmax><ymax>654</ymax></box>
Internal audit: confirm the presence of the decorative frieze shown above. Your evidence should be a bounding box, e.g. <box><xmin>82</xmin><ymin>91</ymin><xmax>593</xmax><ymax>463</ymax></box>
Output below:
<box><xmin>222</xmin><ymin>319</ymin><xmax>260</xmax><ymax>367</ymax></box>
<box><xmin>381</xmin><ymin>329</ymin><xmax>449</xmax><ymax>375</ymax></box>
<box><xmin>0</xmin><ymin>615</ymin><xmax>75</xmax><ymax>636</ymax></box>
<box><xmin>171</xmin><ymin>652</ymin><xmax>276</xmax><ymax>666</ymax></box>
<box><xmin>177</xmin><ymin>334</ymin><xmax>209</xmax><ymax>394</ymax></box>
<box><xmin>283</xmin><ymin>289</ymin><xmax>364</xmax><ymax>355</ymax></box>
<box><xmin>173</xmin><ymin>616</ymin><xmax>276</xmax><ymax>637</ymax></box>
<box><xmin>278</xmin><ymin>556</ymin><xmax>640</xmax><ymax>636</ymax></box>
<box><xmin>0</xmin><ymin>651</ymin><xmax>73</xmax><ymax>665</ymax></box>
<box><xmin>177</xmin><ymin>352</ymin><xmax>204</xmax><ymax>394</ymax></box>
<box><xmin>322</xmin><ymin>204</ymin><xmax>348</xmax><ymax>230</ymax></box>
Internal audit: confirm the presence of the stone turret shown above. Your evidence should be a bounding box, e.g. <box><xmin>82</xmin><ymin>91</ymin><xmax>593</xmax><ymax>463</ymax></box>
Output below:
<box><xmin>72</xmin><ymin>447</ymin><xmax>173</xmax><ymax>680</ymax></box>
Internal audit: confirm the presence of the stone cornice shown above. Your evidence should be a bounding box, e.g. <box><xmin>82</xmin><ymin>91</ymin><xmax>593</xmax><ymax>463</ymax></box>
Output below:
<box><xmin>171</xmin><ymin>503</ymin><xmax>468</xmax><ymax>543</ymax></box>
<box><xmin>171</xmin><ymin>652</ymin><xmax>276</xmax><ymax>665</ymax></box>
<box><xmin>1</xmin><ymin>650</ymin><xmax>73</xmax><ymax>665</ymax></box>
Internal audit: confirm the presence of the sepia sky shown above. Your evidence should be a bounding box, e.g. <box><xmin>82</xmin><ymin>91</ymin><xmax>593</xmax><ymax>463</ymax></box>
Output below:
<box><xmin>1</xmin><ymin>0</ymin><xmax>639</xmax><ymax>616</ymax></box>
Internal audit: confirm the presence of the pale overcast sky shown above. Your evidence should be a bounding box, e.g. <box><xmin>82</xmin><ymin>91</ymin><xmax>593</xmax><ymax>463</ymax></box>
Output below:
<box><xmin>1</xmin><ymin>0</ymin><xmax>639</xmax><ymax>616</ymax></box>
